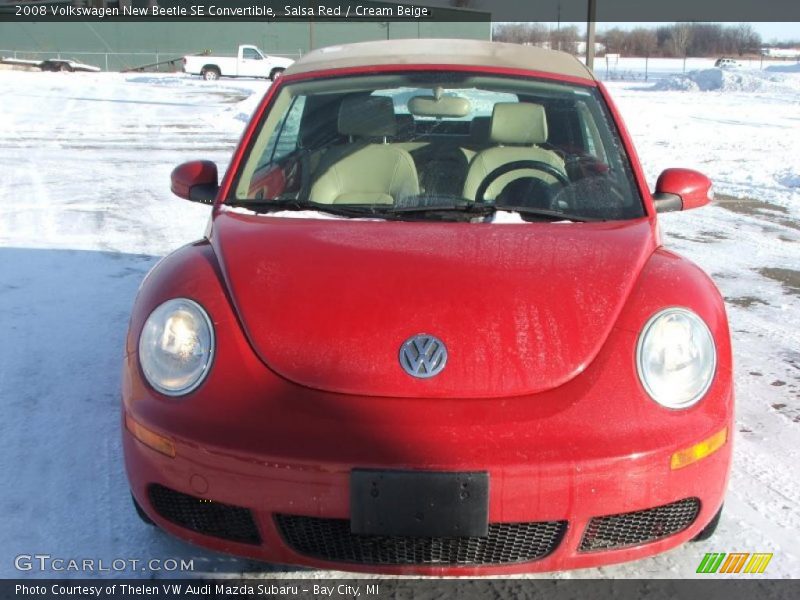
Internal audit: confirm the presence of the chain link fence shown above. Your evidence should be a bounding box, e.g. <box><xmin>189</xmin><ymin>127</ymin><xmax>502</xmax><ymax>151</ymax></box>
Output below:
<box><xmin>0</xmin><ymin>49</ymin><xmax>303</xmax><ymax>73</ymax></box>
<box><xmin>590</xmin><ymin>55</ymin><xmax>800</xmax><ymax>82</ymax></box>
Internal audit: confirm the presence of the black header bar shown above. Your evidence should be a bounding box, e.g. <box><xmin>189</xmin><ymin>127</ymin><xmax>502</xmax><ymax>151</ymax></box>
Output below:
<box><xmin>2</xmin><ymin>0</ymin><xmax>800</xmax><ymax>22</ymax></box>
<box><xmin>4</xmin><ymin>579</ymin><xmax>800</xmax><ymax>600</ymax></box>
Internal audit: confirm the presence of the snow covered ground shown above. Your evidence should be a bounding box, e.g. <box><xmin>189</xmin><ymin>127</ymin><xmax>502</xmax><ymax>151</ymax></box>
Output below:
<box><xmin>1</xmin><ymin>67</ymin><xmax>799</xmax><ymax>579</ymax></box>
<box><xmin>592</xmin><ymin>55</ymin><xmax>800</xmax><ymax>82</ymax></box>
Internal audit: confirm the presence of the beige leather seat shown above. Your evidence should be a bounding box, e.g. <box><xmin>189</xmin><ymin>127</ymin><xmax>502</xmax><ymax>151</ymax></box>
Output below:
<box><xmin>462</xmin><ymin>103</ymin><xmax>567</xmax><ymax>202</ymax></box>
<box><xmin>309</xmin><ymin>96</ymin><xmax>420</xmax><ymax>204</ymax></box>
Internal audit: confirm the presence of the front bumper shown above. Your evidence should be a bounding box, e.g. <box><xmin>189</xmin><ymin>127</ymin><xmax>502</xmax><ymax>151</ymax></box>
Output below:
<box><xmin>123</xmin><ymin>320</ymin><xmax>733</xmax><ymax>575</ymax></box>
<box><xmin>125</xmin><ymin>428</ymin><xmax>730</xmax><ymax>576</ymax></box>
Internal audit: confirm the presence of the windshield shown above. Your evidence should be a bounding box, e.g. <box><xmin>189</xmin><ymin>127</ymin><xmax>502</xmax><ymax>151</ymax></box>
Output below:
<box><xmin>230</xmin><ymin>72</ymin><xmax>644</xmax><ymax>222</ymax></box>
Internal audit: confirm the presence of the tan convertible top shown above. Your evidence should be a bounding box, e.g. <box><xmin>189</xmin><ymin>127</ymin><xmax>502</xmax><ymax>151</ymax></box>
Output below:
<box><xmin>283</xmin><ymin>39</ymin><xmax>596</xmax><ymax>82</ymax></box>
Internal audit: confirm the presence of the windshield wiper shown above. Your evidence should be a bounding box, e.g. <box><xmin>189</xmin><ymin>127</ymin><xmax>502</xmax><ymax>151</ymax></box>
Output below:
<box><xmin>391</xmin><ymin>198</ymin><xmax>597</xmax><ymax>222</ymax></box>
<box><xmin>495</xmin><ymin>206</ymin><xmax>599</xmax><ymax>222</ymax></box>
<box><xmin>227</xmin><ymin>199</ymin><xmax>598</xmax><ymax>223</ymax></box>
<box><xmin>389</xmin><ymin>199</ymin><xmax>494</xmax><ymax>216</ymax></box>
<box><xmin>386</xmin><ymin>200</ymin><xmax>498</xmax><ymax>222</ymax></box>
<box><xmin>226</xmin><ymin>199</ymin><xmax>389</xmax><ymax>219</ymax></box>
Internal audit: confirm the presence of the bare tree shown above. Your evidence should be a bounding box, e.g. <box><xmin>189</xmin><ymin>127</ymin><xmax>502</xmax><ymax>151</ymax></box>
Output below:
<box><xmin>668</xmin><ymin>23</ymin><xmax>693</xmax><ymax>57</ymax></box>
<box><xmin>500</xmin><ymin>22</ymin><xmax>764</xmax><ymax>58</ymax></box>
<box><xmin>687</xmin><ymin>23</ymin><xmax>724</xmax><ymax>56</ymax></box>
<box><xmin>550</xmin><ymin>25</ymin><xmax>580</xmax><ymax>55</ymax></box>
<box><xmin>733</xmin><ymin>24</ymin><xmax>761</xmax><ymax>56</ymax></box>
<box><xmin>601</xmin><ymin>27</ymin><xmax>627</xmax><ymax>54</ymax></box>
<box><xmin>629</xmin><ymin>28</ymin><xmax>658</xmax><ymax>57</ymax></box>
<box><xmin>493</xmin><ymin>23</ymin><xmax>549</xmax><ymax>47</ymax></box>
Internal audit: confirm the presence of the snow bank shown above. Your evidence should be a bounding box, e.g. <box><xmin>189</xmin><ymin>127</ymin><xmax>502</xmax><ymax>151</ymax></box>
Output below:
<box><xmin>765</xmin><ymin>62</ymin><xmax>800</xmax><ymax>74</ymax></box>
<box><xmin>124</xmin><ymin>72</ymin><xmax>271</xmax><ymax>131</ymax></box>
<box><xmin>652</xmin><ymin>68</ymin><xmax>800</xmax><ymax>92</ymax></box>
<box><xmin>217</xmin><ymin>86</ymin><xmax>268</xmax><ymax>130</ymax></box>
<box><xmin>776</xmin><ymin>168</ymin><xmax>800</xmax><ymax>189</ymax></box>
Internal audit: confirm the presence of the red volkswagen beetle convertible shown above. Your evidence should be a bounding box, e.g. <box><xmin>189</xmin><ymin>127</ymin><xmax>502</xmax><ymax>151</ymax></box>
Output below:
<box><xmin>123</xmin><ymin>40</ymin><xmax>733</xmax><ymax>575</ymax></box>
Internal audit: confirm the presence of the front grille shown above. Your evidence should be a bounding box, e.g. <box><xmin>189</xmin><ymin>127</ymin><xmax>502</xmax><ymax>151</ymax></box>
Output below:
<box><xmin>275</xmin><ymin>515</ymin><xmax>566</xmax><ymax>565</ymax></box>
<box><xmin>579</xmin><ymin>497</ymin><xmax>700</xmax><ymax>552</ymax></box>
<box><xmin>148</xmin><ymin>484</ymin><xmax>260</xmax><ymax>545</ymax></box>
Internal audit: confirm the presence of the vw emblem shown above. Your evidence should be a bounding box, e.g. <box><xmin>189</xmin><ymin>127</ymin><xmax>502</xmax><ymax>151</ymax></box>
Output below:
<box><xmin>399</xmin><ymin>334</ymin><xmax>448</xmax><ymax>378</ymax></box>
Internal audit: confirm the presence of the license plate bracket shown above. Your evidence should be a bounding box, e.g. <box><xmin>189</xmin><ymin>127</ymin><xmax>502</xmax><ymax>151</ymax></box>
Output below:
<box><xmin>350</xmin><ymin>469</ymin><xmax>489</xmax><ymax>537</ymax></box>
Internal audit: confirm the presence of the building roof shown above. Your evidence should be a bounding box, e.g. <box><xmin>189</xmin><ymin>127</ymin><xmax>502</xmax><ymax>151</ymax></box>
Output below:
<box><xmin>283</xmin><ymin>39</ymin><xmax>595</xmax><ymax>82</ymax></box>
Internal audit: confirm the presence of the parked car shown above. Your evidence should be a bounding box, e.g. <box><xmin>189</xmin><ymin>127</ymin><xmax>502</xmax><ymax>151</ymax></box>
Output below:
<box><xmin>124</xmin><ymin>39</ymin><xmax>733</xmax><ymax>575</ymax></box>
<box><xmin>714</xmin><ymin>57</ymin><xmax>742</xmax><ymax>69</ymax></box>
<box><xmin>182</xmin><ymin>44</ymin><xmax>293</xmax><ymax>81</ymax></box>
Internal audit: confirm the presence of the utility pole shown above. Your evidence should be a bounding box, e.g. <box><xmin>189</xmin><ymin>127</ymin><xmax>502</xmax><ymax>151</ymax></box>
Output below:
<box><xmin>557</xmin><ymin>2</ymin><xmax>561</xmax><ymax>32</ymax></box>
<box><xmin>557</xmin><ymin>2</ymin><xmax>561</xmax><ymax>51</ymax></box>
<box><xmin>586</xmin><ymin>0</ymin><xmax>596</xmax><ymax>70</ymax></box>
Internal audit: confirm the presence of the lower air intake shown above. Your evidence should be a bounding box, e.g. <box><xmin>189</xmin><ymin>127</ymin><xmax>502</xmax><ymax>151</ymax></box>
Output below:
<box><xmin>275</xmin><ymin>515</ymin><xmax>566</xmax><ymax>565</ymax></box>
<box><xmin>148</xmin><ymin>484</ymin><xmax>260</xmax><ymax>545</ymax></box>
<box><xmin>579</xmin><ymin>497</ymin><xmax>700</xmax><ymax>552</ymax></box>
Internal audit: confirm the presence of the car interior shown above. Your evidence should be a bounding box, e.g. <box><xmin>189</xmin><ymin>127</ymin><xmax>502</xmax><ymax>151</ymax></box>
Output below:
<box><xmin>235</xmin><ymin>74</ymin><xmax>644</xmax><ymax>220</ymax></box>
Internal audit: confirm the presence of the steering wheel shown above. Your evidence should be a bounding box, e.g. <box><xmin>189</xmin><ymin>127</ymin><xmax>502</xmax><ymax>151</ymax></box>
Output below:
<box><xmin>474</xmin><ymin>160</ymin><xmax>570</xmax><ymax>205</ymax></box>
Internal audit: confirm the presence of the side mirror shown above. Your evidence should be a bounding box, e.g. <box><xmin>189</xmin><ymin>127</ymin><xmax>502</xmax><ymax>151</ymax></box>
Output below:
<box><xmin>652</xmin><ymin>168</ymin><xmax>713</xmax><ymax>213</ymax></box>
<box><xmin>170</xmin><ymin>160</ymin><xmax>219</xmax><ymax>204</ymax></box>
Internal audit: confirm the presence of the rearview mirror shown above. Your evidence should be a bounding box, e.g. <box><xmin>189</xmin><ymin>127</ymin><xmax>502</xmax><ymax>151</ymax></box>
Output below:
<box><xmin>652</xmin><ymin>168</ymin><xmax>713</xmax><ymax>213</ymax></box>
<box><xmin>170</xmin><ymin>160</ymin><xmax>219</xmax><ymax>204</ymax></box>
<box><xmin>408</xmin><ymin>95</ymin><xmax>471</xmax><ymax>118</ymax></box>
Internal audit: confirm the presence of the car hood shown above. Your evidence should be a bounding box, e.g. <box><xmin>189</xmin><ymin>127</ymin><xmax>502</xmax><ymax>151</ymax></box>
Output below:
<box><xmin>212</xmin><ymin>212</ymin><xmax>655</xmax><ymax>398</ymax></box>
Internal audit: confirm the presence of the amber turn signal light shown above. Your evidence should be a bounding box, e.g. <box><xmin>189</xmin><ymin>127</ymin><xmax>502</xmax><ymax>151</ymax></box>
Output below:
<box><xmin>670</xmin><ymin>427</ymin><xmax>728</xmax><ymax>470</ymax></box>
<box><xmin>125</xmin><ymin>413</ymin><xmax>176</xmax><ymax>458</ymax></box>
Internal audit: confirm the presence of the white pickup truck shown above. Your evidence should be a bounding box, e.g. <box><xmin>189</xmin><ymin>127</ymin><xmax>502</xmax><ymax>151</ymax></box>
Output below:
<box><xmin>183</xmin><ymin>45</ymin><xmax>294</xmax><ymax>81</ymax></box>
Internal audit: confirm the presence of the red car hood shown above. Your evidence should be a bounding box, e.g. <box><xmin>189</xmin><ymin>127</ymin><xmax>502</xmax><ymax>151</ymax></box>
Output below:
<box><xmin>212</xmin><ymin>212</ymin><xmax>655</xmax><ymax>398</ymax></box>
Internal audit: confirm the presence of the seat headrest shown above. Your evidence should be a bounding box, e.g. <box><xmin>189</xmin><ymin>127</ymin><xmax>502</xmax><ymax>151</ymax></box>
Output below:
<box><xmin>338</xmin><ymin>95</ymin><xmax>397</xmax><ymax>138</ymax></box>
<box><xmin>470</xmin><ymin>116</ymin><xmax>491</xmax><ymax>144</ymax></box>
<box><xmin>490</xmin><ymin>103</ymin><xmax>548</xmax><ymax>145</ymax></box>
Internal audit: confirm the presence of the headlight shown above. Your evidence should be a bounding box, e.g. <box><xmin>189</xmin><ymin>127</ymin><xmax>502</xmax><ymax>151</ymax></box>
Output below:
<box><xmin>636</xmin><ymin>307</ymin><xmax>716</xmax><ymax>409</ymax></box>
<box><xmin>138</xmin><ymin>298</ymin><xmax>215</xmax><ymax>396</ymax></box>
